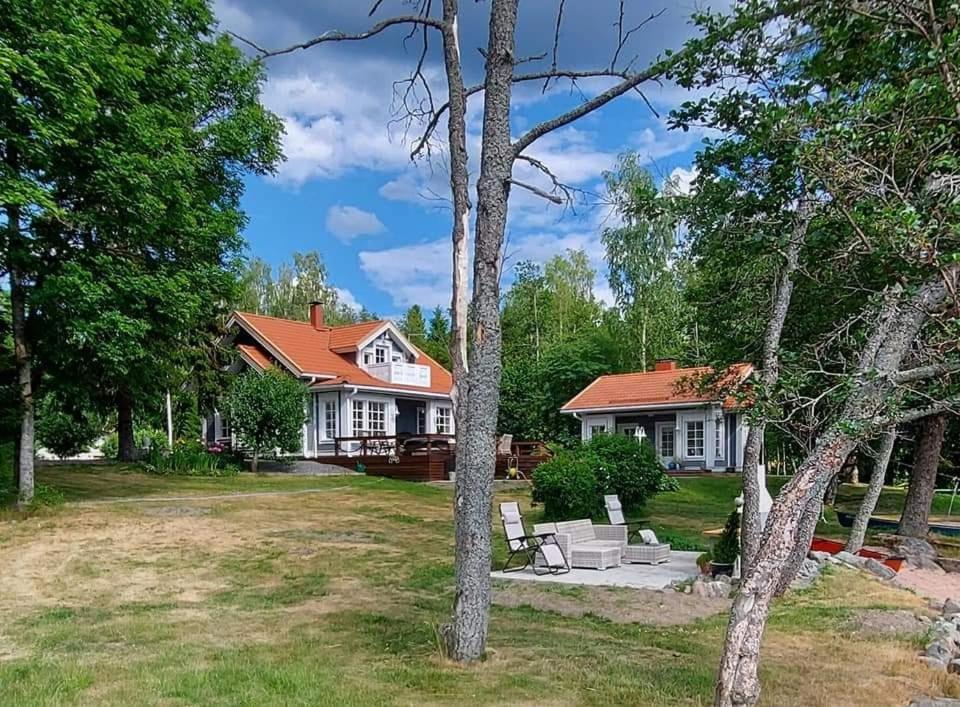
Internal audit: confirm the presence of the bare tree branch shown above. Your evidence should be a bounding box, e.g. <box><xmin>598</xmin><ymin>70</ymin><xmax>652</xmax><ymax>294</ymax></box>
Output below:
<box><xmin>508</xmin><ymin>179</ymin><xmax>564</xmax><ymax>204</ymax></box>
<box><xmin>232</xmin><ymin>15</ymin><xmax>446</xmax><ymax>59</ymax></box>
<box><xmin>889</xmin><ymin>362</ymin><xmax>960</xmax><ymax>384</ymax></box>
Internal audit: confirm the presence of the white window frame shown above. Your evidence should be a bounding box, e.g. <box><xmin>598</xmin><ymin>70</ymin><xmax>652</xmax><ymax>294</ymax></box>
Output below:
<box><xmin>374</xmin><ymin>346</ymin><xmax>389</xmax><ymax>364</ymax></box>
<box><xmin>589</xmin><ymin>424</ymin><xmax>608</xmax><ymax>438</ymax></box>
<box><xmin>656</xmin><ymin>422</ymin><xmax>675</xmax><ymax>460</ymax></box>
<box><xmin>714</xmin><ymin>417</ymin><xmax>725</xmax><ymax>459</ymax></box>
<box><xmin>352</xmin><ymin>400</ymin><xmax>365</xmax><ymax>435</ymax></box>
<box><xmin>435</xmin><ymin>406</ymin><xmax>452</xmax><ymax>434</ymax></box>
<box><xmin>323</xmin><ymin>400</ymin><xmax>337</xmax><ymax>441</ymax></box>
<box><xmin>416</xmin><ymin>406</ymin><xmax>426</xmax><ymax>434</ymax></box>
<box><xmin>368</xmin><ymin>401</ymin><xmax>386</xmax><ymax>436</ymax></box>
<box><xmin>685</xmin><ymin>420</ymin><xmax>705</xmax><ymax>459</ymax></box>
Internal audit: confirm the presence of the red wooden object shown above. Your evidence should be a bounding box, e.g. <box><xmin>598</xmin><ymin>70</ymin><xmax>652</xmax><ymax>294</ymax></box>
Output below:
<box><xmin>810</xmin><ymin>537</ymin><xmax>904</xmax><ymax>572</ymax></box>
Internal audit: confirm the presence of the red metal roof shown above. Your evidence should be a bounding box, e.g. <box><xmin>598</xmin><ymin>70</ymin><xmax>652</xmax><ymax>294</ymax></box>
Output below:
<box><xmin>231</xmin><ymin>311</ymin><xmax>452</xmax><ymax>396</ymax></box>
<box><xmin>561</xmin><ymin>363</ymin><xmax>753</xmax><ymax>412</ymax></box>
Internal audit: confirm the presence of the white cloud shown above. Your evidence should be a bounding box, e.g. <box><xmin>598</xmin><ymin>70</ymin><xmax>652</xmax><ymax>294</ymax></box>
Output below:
<box><xmin>359</xmin><ymin>239</ymin><xmax>453</xmax><ymax>309</ymax></box>
<box><xmin>665</xmin><ymin>166</ymin><xmax>698</xmax><ymax>196</ymax></box>
<box><xmin>333</xmin><ymin>286</ymin><xmax>362</xmax><ymax>311</ymax></box>
<box><xmin>325</xmin><ymin>205</ymin><xmax>385</xmax><ymax>241</ymax></box>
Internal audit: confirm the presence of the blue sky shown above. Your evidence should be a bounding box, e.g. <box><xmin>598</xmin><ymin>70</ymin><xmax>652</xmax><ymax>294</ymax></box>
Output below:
<box><xmin>215</xmin><ymin>0</ymin><xmax>719</xmax><ymax>319</ymax></box>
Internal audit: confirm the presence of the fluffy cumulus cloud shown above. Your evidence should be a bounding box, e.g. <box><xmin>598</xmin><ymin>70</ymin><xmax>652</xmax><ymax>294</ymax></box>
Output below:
<box><xmin>325</xmin><ymin>205</ymin><xmax>386</xmax><ymax>241</ymax></box>
<box><xmin>333</xmin><ymin>286</ymin><xmax>362</xmax><ymax>310</ymax></box>
<box><xmin>358</xmin><ymin>239</ymin><xmax>454</xmax><ymax>309</ymax></box>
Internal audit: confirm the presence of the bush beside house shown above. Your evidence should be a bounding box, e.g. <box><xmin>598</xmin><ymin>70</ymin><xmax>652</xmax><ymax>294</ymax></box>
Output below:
<box><xmin>225</xmin><ymin>369</ymin><xmax>307</xmax><ymax>473</ymax></box>
<box><xmin>532</xmin><ymin>434</ymin><xmax>676</xmax><ymax>520</ymax></box>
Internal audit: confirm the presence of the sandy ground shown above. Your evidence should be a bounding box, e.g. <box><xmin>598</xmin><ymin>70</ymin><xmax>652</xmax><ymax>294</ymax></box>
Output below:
<box><xmin>493</xmin><ymin>582</ymin><xmax>730</xmax><ymax>625</ymax></box>
<box><xmin>896</xmin><ymin>565</ymin><xmax>960</xmax><ymax>604</ymax></box>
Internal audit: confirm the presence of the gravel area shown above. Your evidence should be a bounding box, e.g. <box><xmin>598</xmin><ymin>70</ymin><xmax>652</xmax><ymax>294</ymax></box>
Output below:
<box><xmin>897</xmin><ymin>565</ymin><xmax>960</xmax><ymax>604</ymax></box>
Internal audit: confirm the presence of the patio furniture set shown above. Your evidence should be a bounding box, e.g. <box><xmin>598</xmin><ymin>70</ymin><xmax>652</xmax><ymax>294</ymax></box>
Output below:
<box><xmin>500</xmin><ymin>494</ymin><xmax>672</xmax><ymax>575</ymax></box>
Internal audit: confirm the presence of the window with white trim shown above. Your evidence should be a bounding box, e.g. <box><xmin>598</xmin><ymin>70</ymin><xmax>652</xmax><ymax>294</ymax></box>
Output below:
<box><xmin>589</xmin><ymin>424</ymin><xmax>608</xmax><ymax>438</ymax></box>
<box><xmin>324</xmin><ymin>401</ymin><xmax>336</xmax><ymax>441</ymax></box>
<box><xmin>352</xmin><ymin>400</ymin><xmax>364</xmax><ymax>435</ymax></box>
<box><xmin>686</xmin><ymin>420</ymin><xmax>705</xmax><ymax>458</ymax></box>
<box><xmin>659</xmin><ymin>426</ymin><xmax>675</xmax><ymax>458</ymax></box>
<box><xmin>435</xmin><ymin>406</ymin><xmax>452</xmax><ymax>434</ymax></box>
<box><xmin>715</xmin><ymin>418</ymin><xmax>725</xmax><ymax>459</ymax></box>
<box><xmin>368</xmin><ymin>401</ymin><xmax>386</xmax><ymax>435</ymax></box>
<box><xmin>375</xmin><ymin>346</ymin><xmax>388</xmax><ymax>364</ymax></box>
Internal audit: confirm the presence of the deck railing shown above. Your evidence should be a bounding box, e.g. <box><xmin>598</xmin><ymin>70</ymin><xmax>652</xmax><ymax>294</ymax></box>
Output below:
<box><xmin>331</xmin><ymin>434</ymin><xmax>455</xmax><ymax>457</ymax></box>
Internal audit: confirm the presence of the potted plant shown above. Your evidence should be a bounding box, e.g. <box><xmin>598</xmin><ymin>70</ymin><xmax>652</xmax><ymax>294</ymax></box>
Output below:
<box><xmin>696</xmin><ymin>550</ymin><xmax>713</xmax><ymax>575</ymax></box>
<box><xmin>710</xmin><ymin>510</ymin><xmax>740</xmax><ymax>577</ymax></box>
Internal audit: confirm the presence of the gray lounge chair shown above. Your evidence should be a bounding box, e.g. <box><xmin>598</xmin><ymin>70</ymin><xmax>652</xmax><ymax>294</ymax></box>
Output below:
<box><xmin>604</xmin><ymin>494</ymin><xmax>671</xmax><ymax>564</ymax></box>
<box><xmin>499</xmin><ymin>502</ymin><xmax>569</xmax><ymax>575</ymax></box>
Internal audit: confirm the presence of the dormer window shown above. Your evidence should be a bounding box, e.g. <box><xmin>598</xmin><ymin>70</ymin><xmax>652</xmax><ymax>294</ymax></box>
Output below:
<box><xmin>375</xmin><ymin>346</ymin><xmax>388</xmax><ymax>364</ymax></box>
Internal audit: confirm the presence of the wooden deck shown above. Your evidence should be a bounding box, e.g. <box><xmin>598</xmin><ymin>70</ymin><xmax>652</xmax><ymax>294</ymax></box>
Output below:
<box><xmin>313</xmin><ymin>436</ymin><xmax>550</xmax><ymax>482</ymax></box>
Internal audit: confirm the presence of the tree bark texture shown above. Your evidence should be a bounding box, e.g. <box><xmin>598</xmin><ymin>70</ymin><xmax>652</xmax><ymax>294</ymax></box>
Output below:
<box><xmin>117</xmin><ymin>389</ymin><xmax>136</xmax><ymax>462</ymax></box>
<box><xmin>9</xmin><ymin>258</ymin><xmax>35</xmax><ymax>508</ymax></box>
<box><xmin>440</xmin><ymin>0</ymin><xmax>471</xmax><ymax>414</ymax></box>
<box><xmin>899</xmin><ymin>413</ymin><xmax>948</xmax><ymax>538</ymax></box>
<box><xmin>846</xmin><ymin>429</ymin><xmax>897</xmax><ymax>553</ymax></box>
<box><xmin>741</xmin><ymin>200</ymin><xmax>810</xmax><ymax>572</ymax></box>
<box><xmin>775</xmin><ymin>489</ymin><xmax>825</xmax><ymax>596</ymax></box>
<box><xmin>445</xmin><ymin>0</ymin><xmax>518</xmax><ymax>663</ymax></box>
<box><xmin>715</xmin><ymin>271</ymin><xmax>956</xmax><ymax>707</ymax></box>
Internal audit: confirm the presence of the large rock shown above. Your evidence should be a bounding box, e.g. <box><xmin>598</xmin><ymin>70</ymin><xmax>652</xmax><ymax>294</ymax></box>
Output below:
<box><xmin>889</xmin><ymin>535</ymin><xmax>940</xmax><ymax>570</ymax></box>
<box><xmin>944</xmin><ymin>597</ymin><xmax>960</xmax><ymax>616</ymax></box>
<box><xmin>925</xmin><ymin>638</ymin><xmax>954</xmax><ymax>663</ymax></box>
<box><xmin>834</xmin><ymin>551</ymin><xmax>867</xmax><ymax>568</ymax></box>
<box><xmin>863</xmin><ymin>557</ymin><xmax>897</xmax><ymax>580</ymax></box>
<box><xmin>690</xmin><ymin>578</ymin><xmax>732</xmax><ymax>599</ymax></box>
<box><xmin>809</xmin><ymin>550</ymin><xmax>832</xmax><ymax>564</ymax></box>
<box><xmin>910</xmin><ymin>697</ymin><xmax>960</xmax><ymax>705</ymax></box>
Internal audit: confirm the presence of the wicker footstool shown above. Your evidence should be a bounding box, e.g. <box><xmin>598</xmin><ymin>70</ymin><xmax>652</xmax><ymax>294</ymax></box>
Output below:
<box><xmin>623</xmin><ymin>543</ymin><xmax>671</xmax><ymax>565</ymax></box>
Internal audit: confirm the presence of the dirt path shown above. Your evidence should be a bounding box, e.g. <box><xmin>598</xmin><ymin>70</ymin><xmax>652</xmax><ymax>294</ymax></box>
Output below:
<box><xmin>71</xmin><ymin>486</ymin><xmax>350</xmax><ymax>506</ymax></box>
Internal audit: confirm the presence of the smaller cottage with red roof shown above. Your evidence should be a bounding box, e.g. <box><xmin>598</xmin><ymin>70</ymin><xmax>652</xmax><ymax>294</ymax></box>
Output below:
<box><xmin>561</xmin><ymin>359</ymin><xmax>754</xmax><ymax>472</ymax></box>
<box><xmin>207</xmin><ymin>302</ymin><xmax>454</xmax><ymax>457</ymax></box>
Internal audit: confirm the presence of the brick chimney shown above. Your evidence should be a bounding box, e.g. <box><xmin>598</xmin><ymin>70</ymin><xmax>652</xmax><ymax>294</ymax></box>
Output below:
<box><xmin>309</xmin><ymin>301</ymin><xmax>325</xmax><ymax>330</ymax></box>
<box><xmin>654</xmin><ymin>359</ymin><xmax>678</xmax><ymax>371</ymax></box>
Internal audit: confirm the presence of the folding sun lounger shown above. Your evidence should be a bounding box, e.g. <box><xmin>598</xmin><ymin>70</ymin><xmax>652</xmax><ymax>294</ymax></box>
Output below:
<box><xmin>499</xmin><ymin>502</ymin><xmax>569</xmax><ymax>575</ymax></box>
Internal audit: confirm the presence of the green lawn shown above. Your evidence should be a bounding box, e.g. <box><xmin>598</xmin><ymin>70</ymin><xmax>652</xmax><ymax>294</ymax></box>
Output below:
<box><xmin>0</xmin><ymin>466</ymin><xmax>955</xmax><ymax>705</ymax></box>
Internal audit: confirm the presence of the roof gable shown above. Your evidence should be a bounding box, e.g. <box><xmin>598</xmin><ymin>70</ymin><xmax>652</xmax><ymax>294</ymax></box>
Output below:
<box><xmin>227</xmin><ymin>311</ymin><xmax>452</xmax><ymax>396</ymax></box>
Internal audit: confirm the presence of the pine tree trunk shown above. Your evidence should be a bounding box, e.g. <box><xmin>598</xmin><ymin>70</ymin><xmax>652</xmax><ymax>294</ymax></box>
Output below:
<box><xmin>117</xmin><ymin>390</ymin><xmax>136</xmax><ymax>462</ymax></box>
<box><xmin>741</xmin><ymin>200</ymin><xmax>809</xmax><ymax>573</ymax></box>
<box><xmin>445</xmin><ymin>0</ymin><xmax>518</xmax><ymax>663</ymax></box>
<box><xmin>716</xmin><ymin>431</ymin><xmax>856</xmax><ymax>707</ymax></box>
<box><xmin>846</xmin><ymin>429</ymin><xmax>897</xmax><ymax>553</ymax></box>
<box><xmin>899</xmin><ymin>414</ymin><xmax>948</xmax><ymax>538</ymax></box>
<box><xmin>716</xmin><ymin>272</ymin><xmax>955</xmax><ymax>706</ymax></box>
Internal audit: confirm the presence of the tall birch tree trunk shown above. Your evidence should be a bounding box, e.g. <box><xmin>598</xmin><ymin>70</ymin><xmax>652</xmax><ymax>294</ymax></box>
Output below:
<box><xmin>9</xmin><ymin>257</ymin><xmax>35</xmax><ymax>508</ymax></box>
<box><xmin>741</xmin><ymin>200</ymin><xmax>810</xmax><ymax>572</ymax></box>
<box><xmin>846</xmin><ymin>429</ymin><xmax>897</xmax><ymax>553</ymax></box>
<box><xmin>715</xmin><ymin>272</ymin><xmax>954</xmax><ymax>707</ymax></box>
<box><xmin>899</xmin><ymin>413</ymin><xmax>948</xmax><ymax>538</ymax></box>
<box><xmin>445</xmin><ymin>0</ymin><xmax>518</xmax><ymax>662</ymax></box>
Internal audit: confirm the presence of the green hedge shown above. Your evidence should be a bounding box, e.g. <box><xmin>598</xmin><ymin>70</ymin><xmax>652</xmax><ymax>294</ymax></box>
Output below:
<box><xmin>532</xmin><ymin>434</ymin><xmax>676</xmax><ymax>521</ymax></box>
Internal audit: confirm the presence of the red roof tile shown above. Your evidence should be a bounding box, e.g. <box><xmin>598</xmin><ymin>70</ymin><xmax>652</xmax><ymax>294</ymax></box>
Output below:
<box><xmin>237</xmin><ymin>344</ymin><xmax>273</xmax><ymax>371</ymax></box>
<box><xmin>562</xmin><ymin>363</ymin><xmax>753</xmax><ymax>412</ymax></box>
<box><xmin>231</xmin><ymin>311</ymin><xmax>452</xmax><ymax>396</ymax></box>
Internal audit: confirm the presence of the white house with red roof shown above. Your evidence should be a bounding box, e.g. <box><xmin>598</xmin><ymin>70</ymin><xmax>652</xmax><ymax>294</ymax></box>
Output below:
<box><xmin>207</xmin><ymin>302</ymin><xmax>454</xmax><ymax>457</ymax></box>
<box><xmin>561</xmin><ymin>359</ymin><xmax>754</xmax><ymax>472</ymax></box>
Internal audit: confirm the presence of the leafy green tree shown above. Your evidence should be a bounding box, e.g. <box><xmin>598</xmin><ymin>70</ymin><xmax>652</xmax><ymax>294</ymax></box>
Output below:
<box><xmin>235</xmin><ymin>251</ymin><xmax>362</xmax><ymax>325</ymax></box>
<box><xmin>399</xmin><ymin>305</ymin><xmax>428</xmax><ymax>348</ymax></box>
<box><xmin>602</xmin><ymin>155</ymin><xmax>689</xmax><ymax>370</ymax></box>
<box><xmin>422</xmin><ymin>306</ymin><xmax>452</xmax><ymax>368</ymax></box>
<box><xmin>35</xmin><ymin>393</ymin><xmax>102</xmax><ymax>459</ymax></box>
<box><xmin>225</xmin><ymin>370</ymin><xmax>307</xmax><ymax>473</ymax></box>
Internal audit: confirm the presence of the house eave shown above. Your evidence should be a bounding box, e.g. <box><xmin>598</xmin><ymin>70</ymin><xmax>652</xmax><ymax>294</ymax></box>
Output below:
<box><xmin>560</xmin><ymin>401</ymin><xmax>718</xmax><ymax>415</ymax></box>
<box><xmin>310</xmin><ymin>382</ymin><xmax>453</xmax><ymax>399</ymax></box>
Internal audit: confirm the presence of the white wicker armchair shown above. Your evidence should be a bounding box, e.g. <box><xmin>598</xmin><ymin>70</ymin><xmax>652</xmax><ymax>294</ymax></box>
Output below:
<box><xmin>533</xmin><ymin>519</ymin><xmax>626</xmax><ymax>570</ymax></box>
